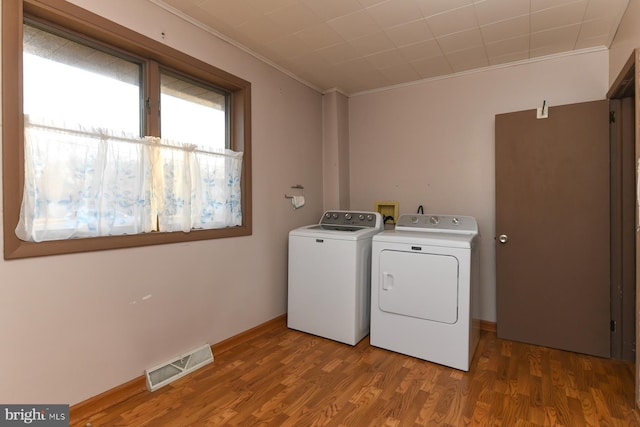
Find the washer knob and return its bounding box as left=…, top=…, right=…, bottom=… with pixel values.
left=429, top=216, right=439, bottom=225
left=452, top=217, right=460, bottom=225
left=345, top=213, right=352, bottom=220
left=324, top=213, right=331, bottom=219
left=366, top=214, right=374, bottom=221
left=358, top=214, right=365, bottom=220
left=332, top=213, right=339, bottom=219
left=411, top=216, right=419, bottom=224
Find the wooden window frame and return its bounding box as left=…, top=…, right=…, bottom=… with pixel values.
left=2, top=0, right=252, bottom=259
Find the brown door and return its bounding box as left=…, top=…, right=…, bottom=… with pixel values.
left=495, top=100, right=610, bottom=358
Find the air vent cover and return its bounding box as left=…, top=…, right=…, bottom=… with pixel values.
left=145, top=344, right=213, bottom=391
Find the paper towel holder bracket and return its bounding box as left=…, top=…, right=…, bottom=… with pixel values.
left=284, top=185, right=304, bottom=199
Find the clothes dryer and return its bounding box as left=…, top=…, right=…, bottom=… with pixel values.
left=370, top=214, right=480, bottom=371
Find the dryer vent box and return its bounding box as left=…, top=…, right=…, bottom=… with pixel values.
left=375, top=202, right=399, bottom=224
left=145, top=344, right=213, bottom=391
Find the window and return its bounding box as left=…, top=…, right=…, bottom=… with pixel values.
left=23, top=22, right=143, bottom=135
left=2, top=0, right=252, bottom=259
left=160, top=70, right=229, bottom=149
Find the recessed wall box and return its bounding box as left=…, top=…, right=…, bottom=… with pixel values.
left=375, top=202, right=399, bottom=224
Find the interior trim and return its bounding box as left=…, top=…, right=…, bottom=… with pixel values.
left=479, top=320, right=497, bottom=333
left=70, top=314, right=286, bottom=423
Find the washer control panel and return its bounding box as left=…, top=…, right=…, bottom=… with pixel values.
left=395, top=214, right=477, bottom=233
left=320, top=211, right=383, bottom=229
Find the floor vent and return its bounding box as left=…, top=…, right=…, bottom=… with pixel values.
left=145, top=344, right=214, bottom=391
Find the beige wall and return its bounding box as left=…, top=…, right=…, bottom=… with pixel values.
left=610, top=0, right=640, bottom=85
left=0, top=0, right=323, bottom=405
left=322, top=90, right=351, bottom=210
left=348, top=50, right=610, bottom=323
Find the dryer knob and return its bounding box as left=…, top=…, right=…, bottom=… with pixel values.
left=366, top=214, right=374, bottom=221
left=332, top=213, right=339, bottom=219
left=345, top=213, right=352, bottom=220
left=358, top=214, right=365, bottom=220
left=452, top=217, right=460, bottom=225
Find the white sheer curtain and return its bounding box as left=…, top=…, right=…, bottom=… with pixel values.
left=16, top=117, right=243, bottom=242
left=151, top=137, right=243, bottom=232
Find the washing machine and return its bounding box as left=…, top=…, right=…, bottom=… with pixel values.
left=370, top=214, right=480, bottom=371
left=288, top=210, right=383, bottom=345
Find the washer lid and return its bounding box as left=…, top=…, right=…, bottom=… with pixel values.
left=289, top=210, right=384, bottom=241
left=290, top=223, right=382, bottom=240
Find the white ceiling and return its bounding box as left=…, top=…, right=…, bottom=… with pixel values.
left=152, top=0, right=629, bottom=95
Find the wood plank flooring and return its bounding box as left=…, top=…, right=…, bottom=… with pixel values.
left=74, top=318, right=638, bottom=426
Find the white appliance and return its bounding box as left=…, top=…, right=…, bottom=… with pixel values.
left=288, top=210, right=383, bottom=345
left=370, top=214, right=480, bottom=371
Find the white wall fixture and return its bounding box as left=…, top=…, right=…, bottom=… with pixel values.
left=285, top=185, right=305, bottom=209
left=536, top=100, right=549, bottom=119
left=145, top=344, right=214, bottom=391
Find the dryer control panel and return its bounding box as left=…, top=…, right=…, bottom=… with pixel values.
left=395, top=214, right=477, bottom=234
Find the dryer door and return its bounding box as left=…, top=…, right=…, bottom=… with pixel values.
left=378, top=250, right=459, bottom=324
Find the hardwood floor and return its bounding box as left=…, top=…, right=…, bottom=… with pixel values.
left=73, top=318, right=638, bottom=426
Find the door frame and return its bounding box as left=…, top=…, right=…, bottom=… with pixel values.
left=609, top=97, right=636, bottom=361
left=607, top=48, right=640, bottom=409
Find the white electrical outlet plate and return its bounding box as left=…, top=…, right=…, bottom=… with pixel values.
left=536, top=107, right=549, bottom=119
